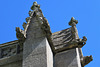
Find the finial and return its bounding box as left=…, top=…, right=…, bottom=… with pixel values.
left=31, top=1, right=40, bottom=10
left=33, top=1, right=38, bottom=6
left=69, top=17, right=78, bottom=26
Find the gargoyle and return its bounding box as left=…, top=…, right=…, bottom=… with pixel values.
left=81, top=55, right=93, bottom=67
left=65, top=36, right=87, bottom=49
left=77, top=36, right=87, bottom=48
left=16, top=27, right=26, bottom=45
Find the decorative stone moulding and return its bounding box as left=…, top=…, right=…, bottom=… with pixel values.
left=0, top=2, right=93, bottom=67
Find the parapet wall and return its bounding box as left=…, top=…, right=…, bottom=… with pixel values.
left=0, top=60, right=22, bottom=67
left=0, top=40, right=23, bottom=67
left=0, top=53, right=22, bottom=67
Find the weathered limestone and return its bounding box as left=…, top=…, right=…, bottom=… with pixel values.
left=23, top=37, right=53, bottom=67
left=22, top=2, right=53, bottom=67
left=16, top=27, right=26, bottom=46
left=81, top=55, right=93, bottom=67
left=54, top=17, right=86, bottom=67
left=0, top=40, right=23, bottom=67
left=69, top=17, right=87, bottom=48
left=0, top=2, right=93, bottom=67
left=0, top=61, right=22, bottom=67
left=54, top=48, right=81, bottom=67
left=0, top=53, right=22, bottom=67
left=0, top=48, right=2, bottom=58
left=69, top=17, right=78, bottom=40
left=0, top=40, right=22, bottom=59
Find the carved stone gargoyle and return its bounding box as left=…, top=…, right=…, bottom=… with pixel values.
left=66, top=36, right=87, bottom=49
left=77, top=36, right=87, bottom=48
left=81, top=55, right=93, bottom=67
left=16, top=27, right=26, bottom=45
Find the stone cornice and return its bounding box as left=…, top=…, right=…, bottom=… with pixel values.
left=0, top=40, right=18, bottom=47
left=0, top=53, right=22, bottom=66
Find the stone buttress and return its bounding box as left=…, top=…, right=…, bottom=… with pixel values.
left=0, top=2, right=93, bottom=67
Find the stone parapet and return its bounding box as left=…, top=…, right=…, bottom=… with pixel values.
left=0, top=53, right=22, bottom=66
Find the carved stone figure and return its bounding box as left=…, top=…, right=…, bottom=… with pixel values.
left=82, top=36, right=87, bottom=44
left=30, top=1, right=43, bottom=18
left=77, top=36, right=87, bottom=48
left=16, top=27, right=26, bottom=45
left=81, top=55, right=93, bottom=67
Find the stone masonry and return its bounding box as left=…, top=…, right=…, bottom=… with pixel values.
left=0, top=1, right=93, bottom=67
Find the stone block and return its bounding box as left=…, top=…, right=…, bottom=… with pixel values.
left=54, top=48, right=81, bottom=67
left=23, top=37, right=53, bottom=67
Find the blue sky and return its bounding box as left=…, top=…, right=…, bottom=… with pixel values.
left=0, top=0, right=99, bottom=67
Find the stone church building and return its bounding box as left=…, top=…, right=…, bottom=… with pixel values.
left=0, top=2, right=93, bottom=67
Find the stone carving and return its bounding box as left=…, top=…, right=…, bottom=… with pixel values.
left=25, top=17, right=30, bottom=22
left=0, top=2, right=93, bottom=67
left=68, top=17, right=87, bottom=48
left=81, top=55, right=93, bottom=67
left=77, top=36, right=87, bottom=47
left=63, top=36, right=87, bottom=49
left=42, top=17, right=52, bottom=36
left=69, top=17, right=78, bottom=26
left=30, top=2, right=51, bottom=36
left=28, top=11, right=34, bottom=16
left=16, top=27, right=26, bottom=45
left=69, top=17, right=79, bottom=40
left=82, top=36, right=87, bottom=44
left=28, top=11, right=32, bottom=16
left=51, top=17, right=88, bottom=53
left=41, top=17, right=55, bottom=53
left=31, top=1, right=40, bottom=11
left=22, top=22, right=27, bottom=30
left=31, top=2, right=43, bottom=18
